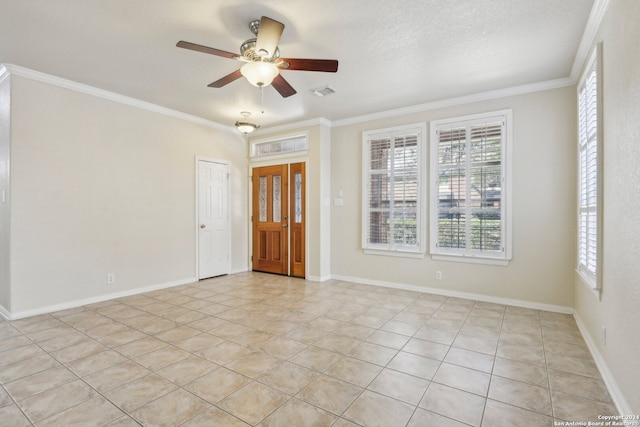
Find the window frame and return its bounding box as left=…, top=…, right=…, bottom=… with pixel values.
left=576, top=43, right=603, bottom=294
left=429, top=110, right=513, bottom=266
left=362, top=123, right=427, bottom=258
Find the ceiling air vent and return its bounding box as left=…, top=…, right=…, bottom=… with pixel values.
left=311, top=85, right=336, bottom=97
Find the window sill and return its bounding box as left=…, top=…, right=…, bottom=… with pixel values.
left=363, top=248, right=425, bottom=259
left=431, top=253, right=510, bottom=266
left=576, top=269, right=602, bottom=300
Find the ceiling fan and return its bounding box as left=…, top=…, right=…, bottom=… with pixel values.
left=177, top=16, right=339, bottom=98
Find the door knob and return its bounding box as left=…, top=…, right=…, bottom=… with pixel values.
left=200, top=224, right=206, bottom=229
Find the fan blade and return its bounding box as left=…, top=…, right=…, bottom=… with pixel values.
left=208, top=69, right=243, bottom=88
left=177, top=41, right=239, bottom=59
left=272, top=74, right=297, bottom=98
left=279, top=58, right=338, bottom=72
left=255, top=16, right=284, bottom=59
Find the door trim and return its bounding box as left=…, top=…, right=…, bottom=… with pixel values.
left=195, top=156, right=231, bottom=280
left=249, top=159, right=308, bottom=278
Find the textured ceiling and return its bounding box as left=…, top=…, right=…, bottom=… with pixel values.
left=0, top=0, right=595, bottom=129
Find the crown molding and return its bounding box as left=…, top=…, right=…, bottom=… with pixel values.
left=250, top=117, right=332, bottom=136
left=251, top=76, right=574, bottom=133
left=570, top=0, right=610, bottom=81
left=1, top=63, right=236, bottom=134
left=330, top=76, right=574, bottom=128
left=0, top=64, right=10, bottom=84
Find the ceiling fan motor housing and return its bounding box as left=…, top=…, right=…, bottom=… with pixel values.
left=240, top=38, right=280, bottom=62
left=249, top=19, right=261, bottom=36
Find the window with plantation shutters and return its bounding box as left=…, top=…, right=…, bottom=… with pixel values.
left=430, top=110, right=512, bottom=265
left=577, top=46, right=601, bottom=290
left=362, top=124, right=426, bottom=256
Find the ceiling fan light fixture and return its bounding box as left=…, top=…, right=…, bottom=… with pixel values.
left=240, top=61, right=279, bottom=87
left=235, top=112, right=260, bottom=134
left=235, top=121, right=260, bottom=134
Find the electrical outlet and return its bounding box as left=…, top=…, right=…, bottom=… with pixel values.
left=435, top=271, right=443, bottom=280
left=107, top=274, right=115, bottom=285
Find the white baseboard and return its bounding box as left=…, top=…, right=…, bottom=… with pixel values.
left=573, top=311, right=635, bottom=417
left=306, top=275, right=332, bottom=282
left=331, top=274, right=574, bottom=314
left=0, top=304, right=10, bottom=321
left=4, top=273, right=572, bottom=318
left=5, top=277, right=198, bottom=320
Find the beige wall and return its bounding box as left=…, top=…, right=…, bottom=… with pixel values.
left=5, top=75, right=249, bottom=316
left=0, top=73, right=10, bottom=313
left=330, top=87, right=577, bottom=309
left=574, top=0, right=640, bottom=413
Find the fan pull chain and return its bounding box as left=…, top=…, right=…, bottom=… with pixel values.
left=260, top=86, right=265, bottom=114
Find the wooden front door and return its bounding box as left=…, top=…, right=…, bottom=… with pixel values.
left=252, top=163, right=306, bottom=277
left=252, top=164, right=288, bottom=275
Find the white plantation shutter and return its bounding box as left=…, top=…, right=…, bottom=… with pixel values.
left=368, top=137, right=392, bottom=245
left=577, top=47, right=601, bottom=288
left=363, top=124, right=425, bottom=255
left=430, top=111, right=511, bottom=264
left=469, top=122, right=503, bottom=251
left=435, top=126, right=467, bottom=249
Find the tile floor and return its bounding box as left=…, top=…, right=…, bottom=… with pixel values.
left=0, top=272, right=619, bottom=426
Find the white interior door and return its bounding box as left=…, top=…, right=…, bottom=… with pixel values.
left=198, top=160, right=229, bottom=279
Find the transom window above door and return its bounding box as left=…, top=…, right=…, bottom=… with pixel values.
left=251, top=133, right=308, bottom=158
